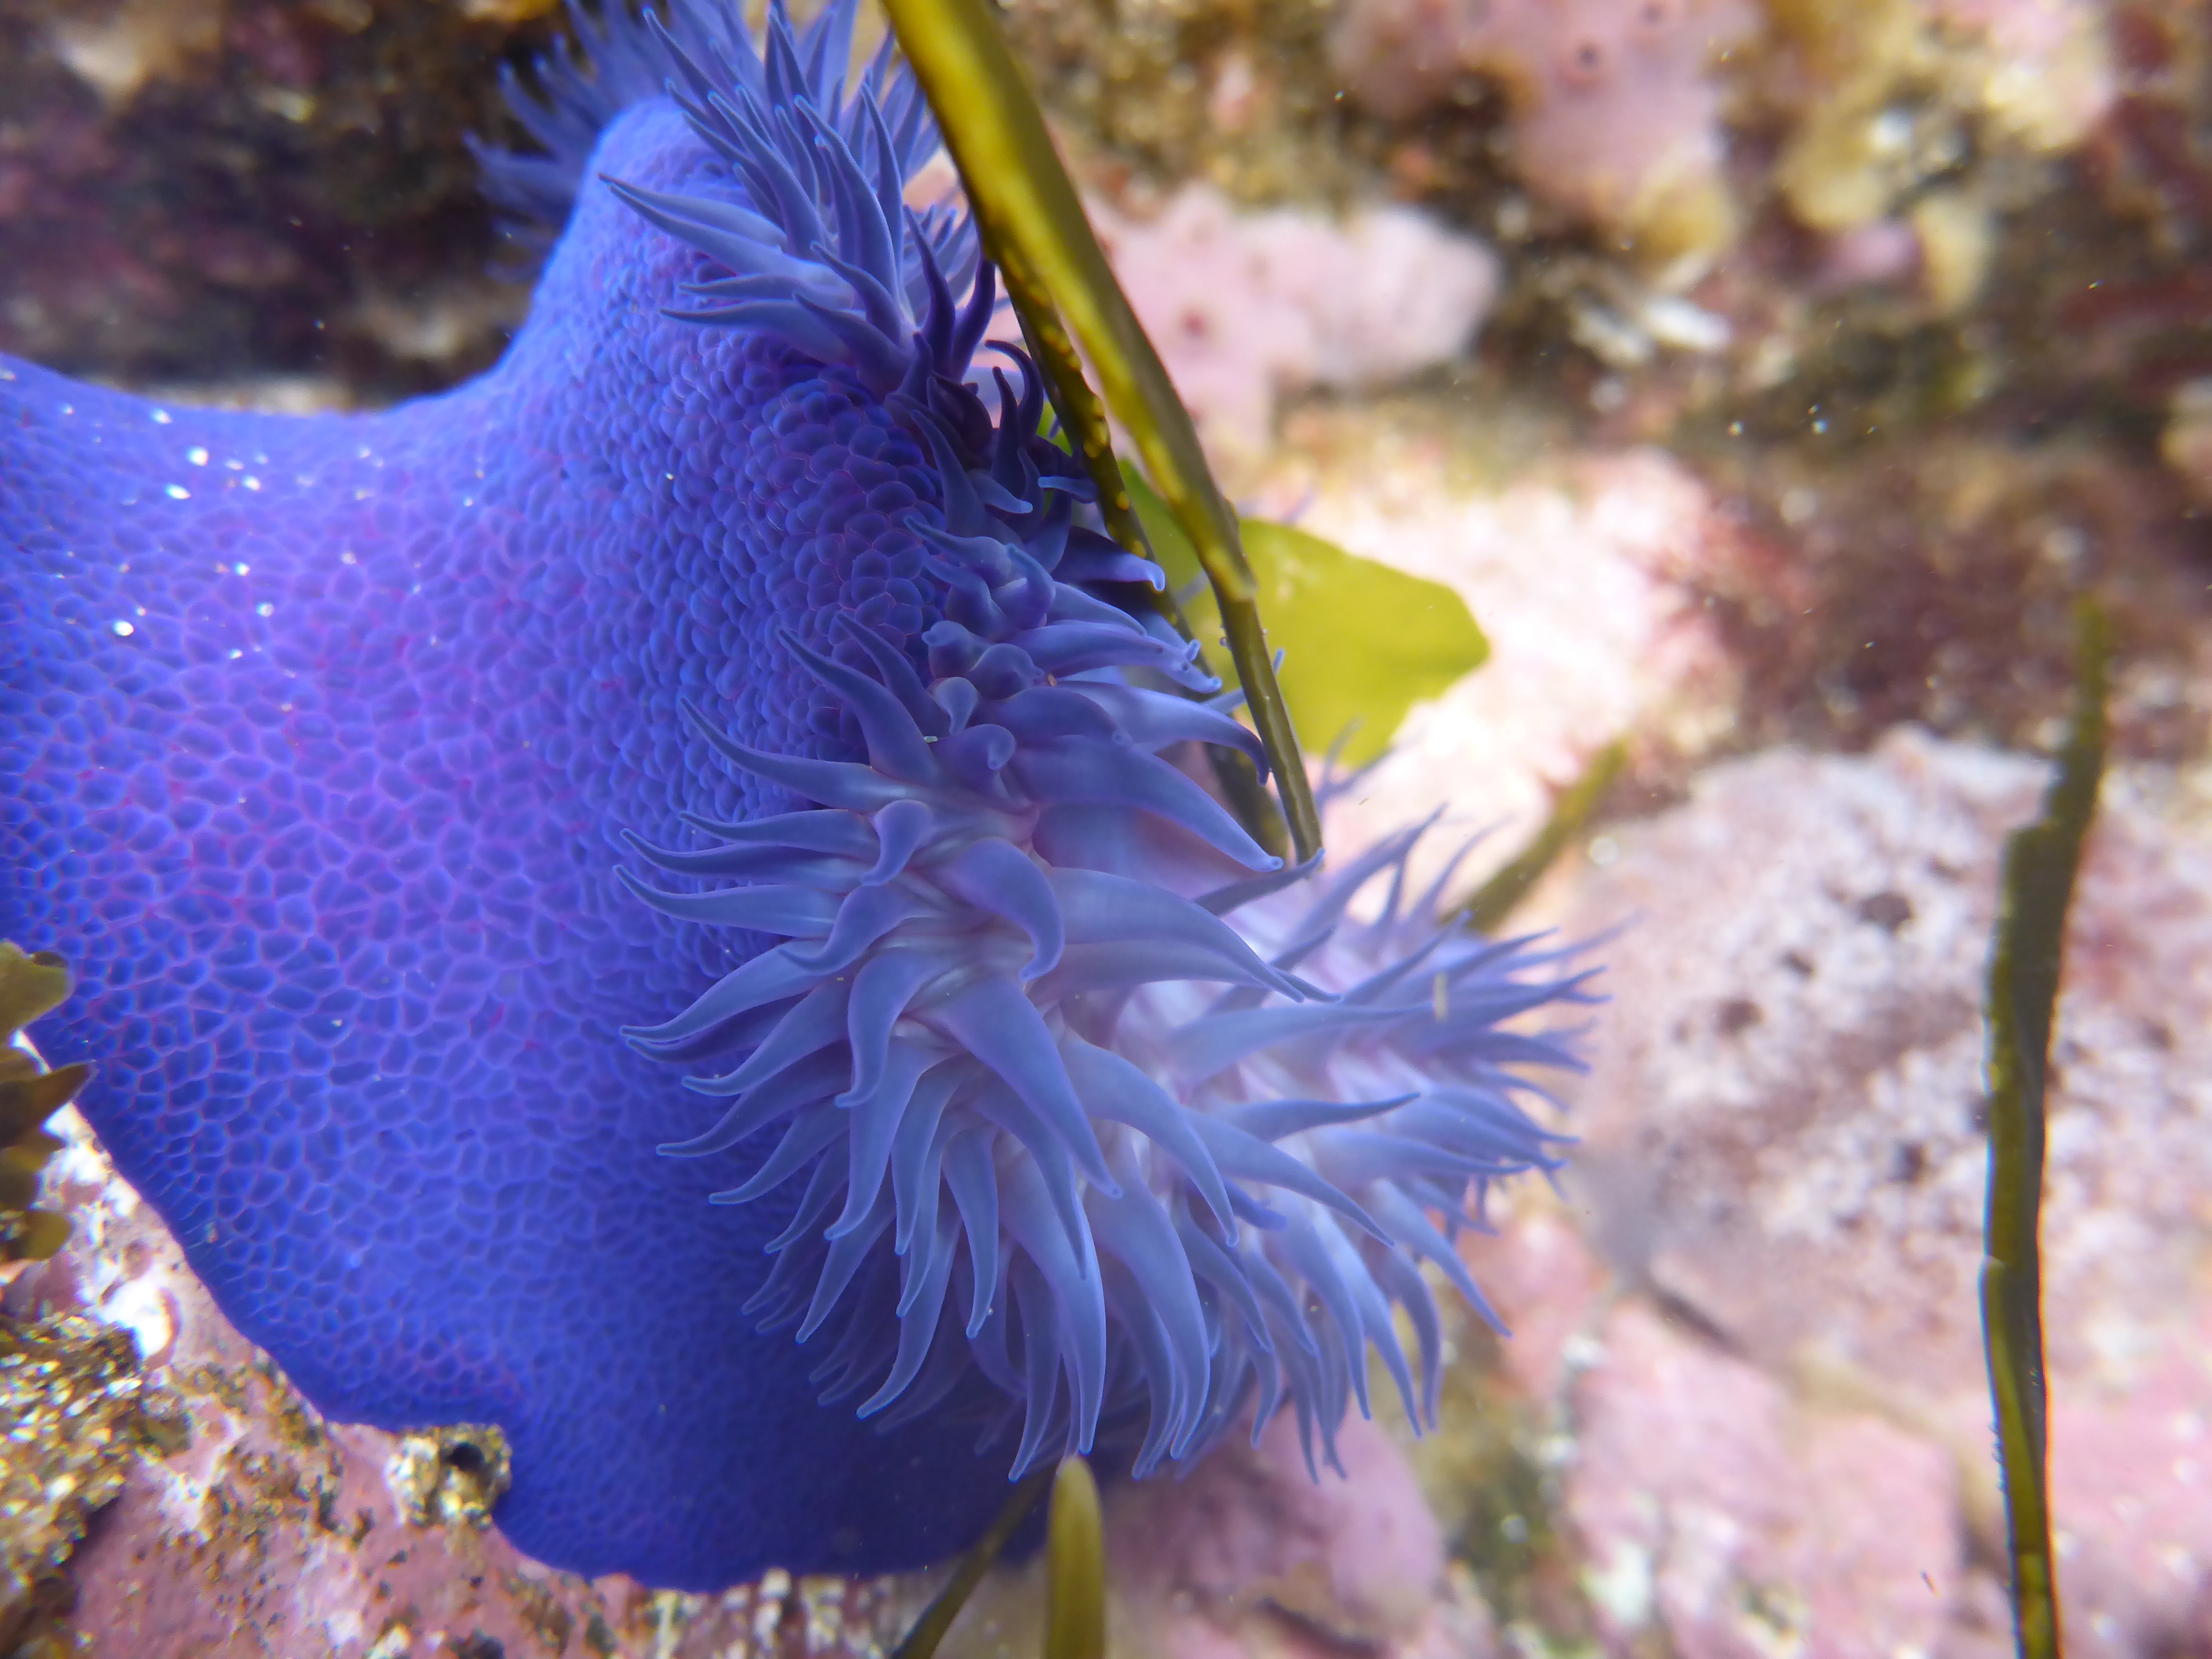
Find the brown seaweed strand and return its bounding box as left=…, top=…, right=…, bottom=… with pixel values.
left=1457, top=739, right=1628, bottom=934
left=889, top=1467, right=1056, bottom=1659
left=1981, top=597, right=2106, bottom=1659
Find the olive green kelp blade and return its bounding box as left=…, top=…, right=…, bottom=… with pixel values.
left=1128, top=472, right=1490, bottom=770
left=1042, top=1456, right=1106, bottom=1659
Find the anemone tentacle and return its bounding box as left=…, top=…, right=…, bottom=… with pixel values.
left=499, top=0, right=1604, bottom=1483
left=498, top=0, right=991, bottom=399
left=622, top=338, right=1595, bottom=1477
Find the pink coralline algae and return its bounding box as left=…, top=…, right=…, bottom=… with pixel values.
left=1093, top=184, right=1500, bottom=459
left=1329, top=0, right=1757, bottom=260
left=1544, top=729, right=2212, bottom=1655
left=1564, top=1300, right=1963, bottom=1659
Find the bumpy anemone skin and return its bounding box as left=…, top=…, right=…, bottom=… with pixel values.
left=0, top=104, right=1022, bottom=1587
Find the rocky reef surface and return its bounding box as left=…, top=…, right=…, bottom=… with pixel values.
left=5, top=0, right=2212, bottom=1654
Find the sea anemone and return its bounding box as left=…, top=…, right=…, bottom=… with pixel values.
left=553, top=0, right=1595, bottom=1480
left=0, top=0, right=1596, bottom=1586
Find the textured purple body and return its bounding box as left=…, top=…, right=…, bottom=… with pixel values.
left=2, top=102, right=1024, bottom=1582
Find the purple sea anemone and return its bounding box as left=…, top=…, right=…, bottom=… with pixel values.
left=1, top=0, right=1595, bottom=1587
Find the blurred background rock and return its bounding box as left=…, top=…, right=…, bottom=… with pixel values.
left=0, top=0, right=563, bottom=399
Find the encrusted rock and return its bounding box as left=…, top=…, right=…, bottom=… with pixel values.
left=0, top=0, right=553, bottom=391
left=3, top=1110, right=926, bottom=1658
left=1544, top=727, right=2212, bottom=1653
left=0, top=941, right=87, bottom=1272
left=389, top=1424, right=512, bottom=1532
left=0, top=1310, right=177, bottom=1655
left=1563, top=1301, right=1961, bottom=1659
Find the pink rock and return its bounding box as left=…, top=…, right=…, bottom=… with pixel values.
left=1104, top=1410, right=1456, bottom=1658
left=1552, top=732, right=2212, bottom=1395
left=1565, top=1302, right=1960, bottom=1659
left=1542, top=729, right=2212, bottom=1648
left=1330, top=0, right=1755, bottom=247
left=1092, top=185, right=1498, bottom=460
left=2047, top=1298, right=2212, bottom=1658
left=1266, top=446, right=1737, bottom=908
left=1460, top=1208, right=1612, bottom=1402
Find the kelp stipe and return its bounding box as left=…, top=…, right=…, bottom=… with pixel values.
left=1981, top=599, right=2107, bottom=1659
